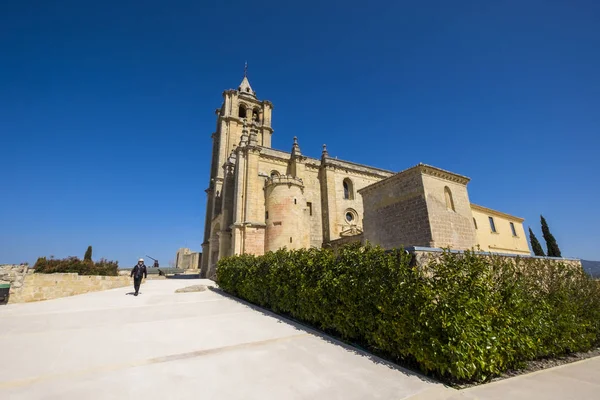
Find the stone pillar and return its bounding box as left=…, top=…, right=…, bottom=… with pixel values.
left=320, top=163, right=338, bottom=242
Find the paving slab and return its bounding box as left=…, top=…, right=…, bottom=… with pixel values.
left=462, top=356, right=600, bottom=400
left=0, top=279, right=448, bottom=400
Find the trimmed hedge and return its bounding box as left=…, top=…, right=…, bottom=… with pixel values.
left=34, top=256, right=119, bottom=276
left=216, top=243, right=600, bottom=382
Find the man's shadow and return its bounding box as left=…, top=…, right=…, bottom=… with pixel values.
left=125, top=292, right=142, bottom=295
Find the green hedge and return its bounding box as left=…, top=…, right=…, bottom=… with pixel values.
left=34, top=256, right=119, bottom=276
left=216, top=243, right=600, bottom=382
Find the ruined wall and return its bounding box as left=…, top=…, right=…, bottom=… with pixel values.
left=0, top=264, right=29, bottom=300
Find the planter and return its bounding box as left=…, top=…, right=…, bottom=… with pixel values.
left=0, top=283, right=10, bottom=305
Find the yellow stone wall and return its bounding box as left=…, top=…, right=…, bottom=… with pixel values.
left=421, top=173, right=477, bottom=250
left=265, top=177, right=310, bottom=251
left=471, top=204, right=530, bottom=255
left=8, top=273, right=131, bottom=303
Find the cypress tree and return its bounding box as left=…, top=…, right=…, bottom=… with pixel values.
left=84, top=245, right=93, bottom=262
left=541, top=215, right=562, bottom=257
left=528, top=227, right=545, bottom=256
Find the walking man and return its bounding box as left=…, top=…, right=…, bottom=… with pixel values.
left=130, top=258, right=148, bottom=296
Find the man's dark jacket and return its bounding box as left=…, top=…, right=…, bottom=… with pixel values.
left=131, top=264, right=148, bottom=279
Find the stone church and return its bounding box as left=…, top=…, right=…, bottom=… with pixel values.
left=200, top=72, right=529, bottom=278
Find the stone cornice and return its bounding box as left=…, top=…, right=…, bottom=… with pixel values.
left=231, top=222, right=267, bottom=228
left=358, top=163, right=469, bottom=195
left=321, top=157, right=394, bottom=179
left=418, top=164, right=470, bottom=185
left=259, top=153, right=289, bottom=165
left=471, top=204, right=525, bottom=223
left=265, top=175, right=304, bottom=189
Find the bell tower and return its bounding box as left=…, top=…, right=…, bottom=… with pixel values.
left=200, top=66, right=274, bottom=276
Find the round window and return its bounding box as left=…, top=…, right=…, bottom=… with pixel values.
left=345, top=212, right=354, bottom=222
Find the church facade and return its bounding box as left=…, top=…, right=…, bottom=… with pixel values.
left=200, top=73, right=529, bottom=278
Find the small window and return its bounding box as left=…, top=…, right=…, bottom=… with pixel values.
left=294, top=199, right=297, bottom=204
left=489, top=216, right=497, bottom=233
left=270, top=171, right=279, bottom=179
left=473, top=218, right=478, bottom=230
left=290, top=237, right=292, bottom=243
left=444, top=186, right=455, bottom=211
left=510, top=222, right=517, bottom=237
left=238, top=105, right=247, bottom=119
left=346, top=212, right=354, bottom=222
left=343, top=178, right=354, bottom=200
left=265, top=211, right=269, bottom=220
left=307, top=202, right=312, bottom=216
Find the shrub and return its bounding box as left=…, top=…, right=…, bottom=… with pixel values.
left=216, top=243, right=600, bottom=382
left=84, top=245, right=93, bottom=261
left=34, top=256, right=119, bottom=276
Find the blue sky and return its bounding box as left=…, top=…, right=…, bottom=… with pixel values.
left=1, top=0, right=599, bottom=265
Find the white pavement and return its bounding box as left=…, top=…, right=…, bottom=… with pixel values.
left=0, top=279, right=449, bottom=400
left=1, top=279, right=598, bottom=400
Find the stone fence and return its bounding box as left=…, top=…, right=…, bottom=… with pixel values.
left=405, top=246, right=583, bottom=269
left=0, top=264, right=131, bottom=304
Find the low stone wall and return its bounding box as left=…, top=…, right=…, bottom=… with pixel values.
left=0, top=264, right=132, bottom=304
left=406, top=246, right=583, bottom=270
left=0, top=264, right=30, bottom=299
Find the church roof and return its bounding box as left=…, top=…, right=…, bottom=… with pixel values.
left=238, top=63, right=256, bottom=97
left=238, top=76, right=254, bottom=95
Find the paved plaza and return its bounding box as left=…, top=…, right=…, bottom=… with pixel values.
left=1, top=279, right=598, bottom=399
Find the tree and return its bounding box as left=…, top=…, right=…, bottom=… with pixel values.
left=541, top=215, right=562, bottom=257
left=84, top=246, right=93, bottom=262
left=528, top=227, right=545, bottom=256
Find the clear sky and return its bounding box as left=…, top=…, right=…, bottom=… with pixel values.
left=1, top=0, right=599, bottom=266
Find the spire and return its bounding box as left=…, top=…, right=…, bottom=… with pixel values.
left=291, top=136, right=302, bottom=157
left=238, top=62, right=255, bottom=97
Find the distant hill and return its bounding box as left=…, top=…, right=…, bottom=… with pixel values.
left=581, top=260, right=600, bottom=278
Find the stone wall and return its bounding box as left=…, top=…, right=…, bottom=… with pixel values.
left=359, top=167, right=433, bottom=249
left=0, top=264, right=30, bottom=299
left=421, top=171, right=477, bottom=250
left=175, top=248, right=202, bottom=270
left=407, top=246, right=582, bottom=270
left=1, top=267, right=131, bottom=304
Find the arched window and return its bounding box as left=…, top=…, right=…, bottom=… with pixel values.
left=238, top=105, right=247, bottom=119
left=343, top=178, right=354, bottom=200
left=444, top=186, right=455, bottom=211
left=270, top=170, right=280, bottom=179
left=252, top=108, right=260, bottom=122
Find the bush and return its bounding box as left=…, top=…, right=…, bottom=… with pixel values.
left=34, top=256, right=119, bottom=276
left=216, top=243, right=600, bottom=382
